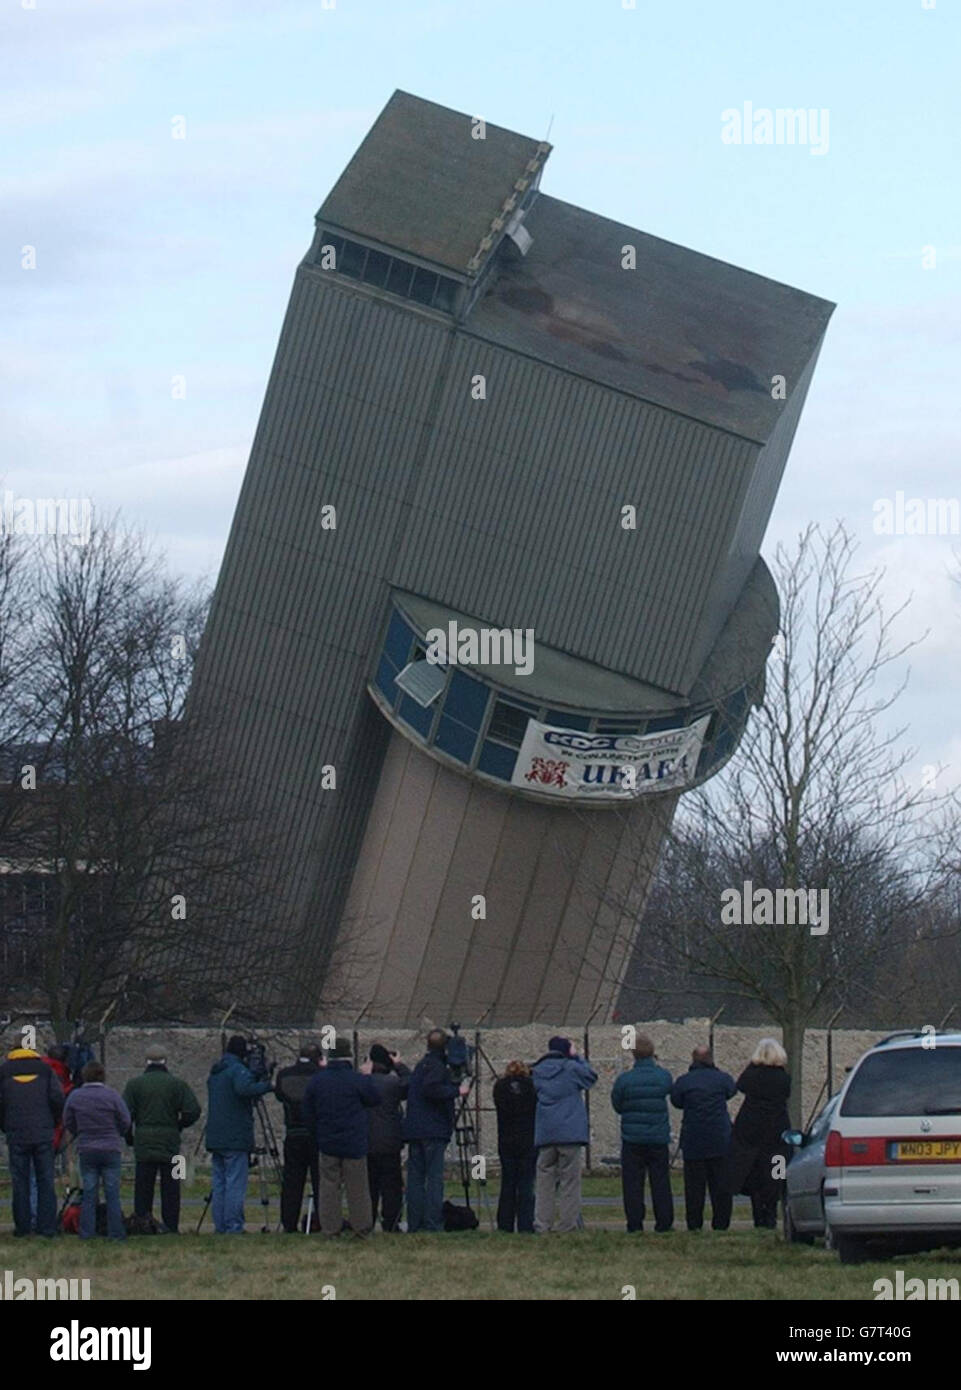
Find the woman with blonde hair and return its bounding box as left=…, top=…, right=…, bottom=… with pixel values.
left=493, top=1060, right=536, bottom=1233
left=726, top=1037, right=791, bottom=1229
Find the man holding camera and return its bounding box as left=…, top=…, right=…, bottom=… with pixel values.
left=403, top=1029, right=470, bottom=1233
left=302, top=1038, right=380, bottom=1238
left=204, top=1035, right=272, bottom=1234
left=274, top=1041, right=322, bottom=1233
left=361, top=1044, right=410, bottom=1233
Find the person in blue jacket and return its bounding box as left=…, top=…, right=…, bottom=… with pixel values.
left=670, top=1045, right=736, bottom=1231
left=302, top=1037, right=380, bottom=1237
left=531, top=1036, right=597, bottom=1233
left=204, top=1036, right=272, bottom=1234
left=611, top=1034, right=674, bottom=1232
left=403, top=1030, right=469, bottom=1232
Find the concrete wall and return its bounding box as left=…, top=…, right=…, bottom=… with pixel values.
left=26, top=1018, right=886, bottom=1167
left=324, top=732, right=674, bottom=1025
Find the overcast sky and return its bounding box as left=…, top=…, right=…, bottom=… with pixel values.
left=4, top=0, right=959, bottom=787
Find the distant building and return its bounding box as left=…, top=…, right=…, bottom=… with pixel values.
left=190, top=91, right=833, bottom=1024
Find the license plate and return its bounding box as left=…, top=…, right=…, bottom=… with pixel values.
left=892, top=1139, right=961, bottom=1161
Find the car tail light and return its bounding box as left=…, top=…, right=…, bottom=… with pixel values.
left=825, top=1129, right=842, bottom=1167
left=824, top=1130, right=887, bottom=1167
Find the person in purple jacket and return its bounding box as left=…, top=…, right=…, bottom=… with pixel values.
left=63, top=1061, right=131, bottom=1240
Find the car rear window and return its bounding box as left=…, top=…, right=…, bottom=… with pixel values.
left=841, top=1047, right=961, bottom=1117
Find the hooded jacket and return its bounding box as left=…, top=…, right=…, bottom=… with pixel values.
left=0, top=1049, right=64, bottom=1145
left=123, top=1064, right=201, bottom=1162
left=302, top=1059, right=380, bottom=1159
left=611, top=1056, right=673, bottom=1146
left=204, top=1052, right=272, bottom=1152
left=670, top=1061, right=736, bottom=1160
left=531, top=1052, right=597, bottom=1148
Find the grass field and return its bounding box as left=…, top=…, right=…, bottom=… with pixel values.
left=4, top=1226, right=961, bottom=1301
left=3, top=1171, right=961, bottom=1300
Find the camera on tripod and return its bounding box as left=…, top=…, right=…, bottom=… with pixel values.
left=446, top=1023, right=473, bottom=1084
left=243, top=1035, right=274, bottom=1082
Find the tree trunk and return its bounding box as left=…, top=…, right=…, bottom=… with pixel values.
left=781, top=1011, right=806, bottom=1128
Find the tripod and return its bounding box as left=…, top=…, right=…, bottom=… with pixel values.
left=196, top=1096, right=284, bottom=1233
left=250, top=1095, right=284, bottom=1232
left=451, top=1073, right=494, bottom=1228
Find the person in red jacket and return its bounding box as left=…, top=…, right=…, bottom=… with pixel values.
left=43, top=1045, right=74, bottom=1155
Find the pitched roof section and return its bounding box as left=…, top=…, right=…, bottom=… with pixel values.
left=317, top=90, right=550, bottom=278
left=467, top=195, right=835, bottom=444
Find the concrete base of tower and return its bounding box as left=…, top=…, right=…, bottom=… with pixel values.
left=317, top=728, right=677, bottom=1027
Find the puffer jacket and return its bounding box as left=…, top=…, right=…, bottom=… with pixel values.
left=611, top=1056, right=673, bottom=1146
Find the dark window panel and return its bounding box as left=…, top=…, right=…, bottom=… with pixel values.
left=478, top=739, right=518, bottom=781
left=433, top=277, right=458, bottom=313
left=397, top=694, right=434, bottom=739
left=387, top=259, right=414, bottom=297
left=409, top=267, right=438, bottom=306
left=434, top=716, right=477, bottom=764
left=363, top=248, right=391, bottom=289
left=339, top=239, right=366, bottom=279
left=443, top=671, right=489, bottom=730
left=487, top=701, right=531, bottom=747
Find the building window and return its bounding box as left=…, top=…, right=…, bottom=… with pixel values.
left=339, top=239, right=366, bottom=279
left=316, top=230, right=458, bottom=314
left=362, top=248, right=391, bottom=289
left=487, top=700, right=531, bottom=748
left=410, top=267, right=438, bottom=306
left=395, top=655, right=447, bottom=708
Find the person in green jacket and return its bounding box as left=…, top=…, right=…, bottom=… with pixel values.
left=123, top=1044, right=201, bottom=1233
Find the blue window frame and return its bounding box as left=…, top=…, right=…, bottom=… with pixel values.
left=434, top=716, right=477, bottom=764
left=478, top=740, right=518, bottom=781
left=443, top=671, right=489, bottom=730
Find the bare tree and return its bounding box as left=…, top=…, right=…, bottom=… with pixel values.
left=0, top=522, right=290, bottom=1036
left=596, top=523, right=959, bottom=1121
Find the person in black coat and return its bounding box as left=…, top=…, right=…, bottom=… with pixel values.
left=274, top=1041, right=322, bottom=1232
left=670, top=1045, right=736, bottom=1231
left=493, top=1061, right=536, bottom=1233
left=726, top=1038, right=791, bottom=1228
left=363, top=1044, right=410, bottom=1233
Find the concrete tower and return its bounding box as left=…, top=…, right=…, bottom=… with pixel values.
left=190, top=91, right=833, bottom=1024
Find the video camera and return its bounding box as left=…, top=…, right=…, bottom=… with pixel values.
left=446, top=1023, right=474, bottom=1084
left=243, top=1036, right=274, bottom=1082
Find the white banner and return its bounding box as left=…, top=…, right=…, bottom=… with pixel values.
left=509, top=716, right=710, bottom=800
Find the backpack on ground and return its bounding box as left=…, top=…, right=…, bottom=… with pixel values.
left=443, top=1200, right=479, bottom=1231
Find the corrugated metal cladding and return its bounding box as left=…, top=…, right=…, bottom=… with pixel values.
left=189, top=255, right=811, bottom=1012
left=324, top=730, right=677, bottom=1025
left=389, top=330, right=759, bottom=694
left=189, top=272, right=458, bottom=1008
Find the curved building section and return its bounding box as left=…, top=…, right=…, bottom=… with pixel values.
left=189, top=90, right=833, bottom=1022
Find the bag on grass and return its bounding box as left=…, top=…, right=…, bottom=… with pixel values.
left=443, top=1200, right=479, bottom=1232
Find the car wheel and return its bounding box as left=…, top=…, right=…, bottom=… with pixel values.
left=783, top=1201, right=815, bottom=1245
left=835, top=1233, right=869, bottom=1265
